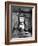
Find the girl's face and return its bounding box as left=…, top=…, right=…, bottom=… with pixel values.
left=19, top=17, right=24, bottom=22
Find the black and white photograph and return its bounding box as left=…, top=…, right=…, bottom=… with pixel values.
left=11, top=6, right=32, bottom=38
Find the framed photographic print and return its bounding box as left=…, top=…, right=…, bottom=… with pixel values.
left=5, top=1, right=37, bottom=45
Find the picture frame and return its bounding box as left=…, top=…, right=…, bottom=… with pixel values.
left=5, top=1, right=37, bottom=45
